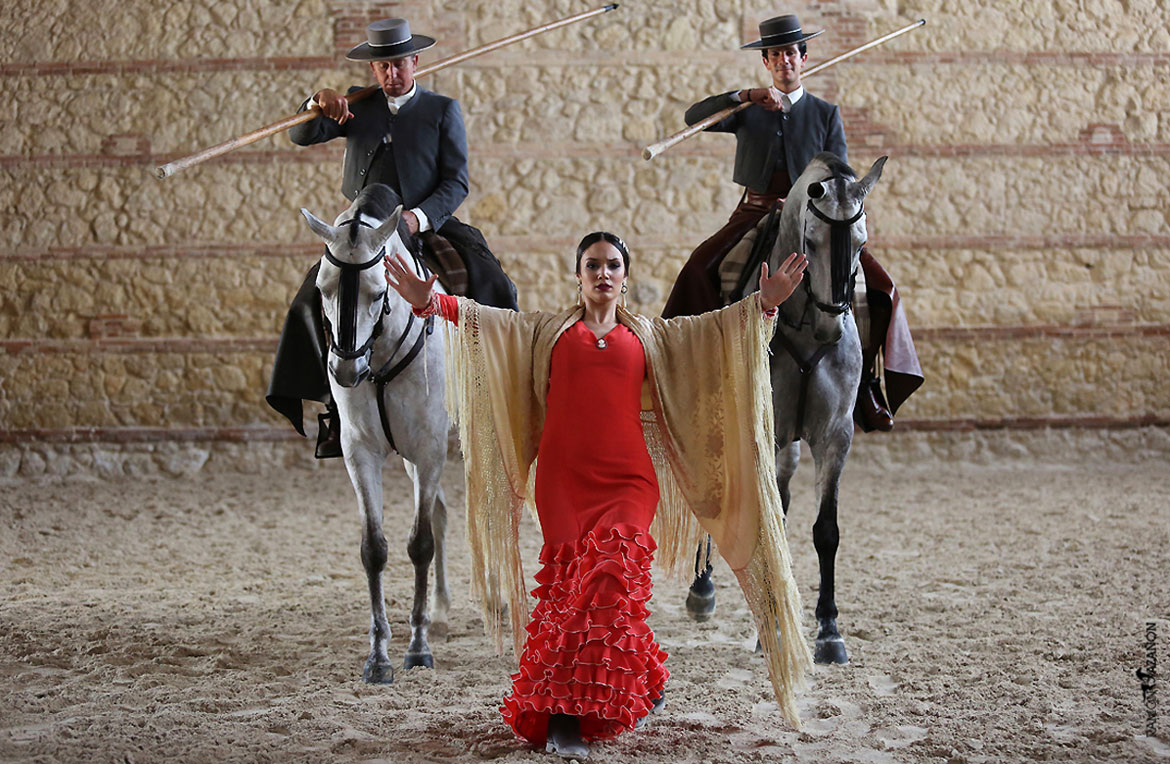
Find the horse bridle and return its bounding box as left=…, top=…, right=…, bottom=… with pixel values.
left=319, top=216, right=435, bottom=452
left=773, top=180, right=865, bottom=440
left=321, top=218, right=392, bottom=362
left=802, top=185, right=864, bottom=317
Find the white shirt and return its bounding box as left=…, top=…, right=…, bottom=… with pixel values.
left=382, top=83, right=431, bottom=234
left=385, top=83, right=417, bottom=116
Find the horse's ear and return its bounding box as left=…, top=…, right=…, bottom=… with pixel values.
left=855, top=156, right=888, bottom=199
left=807, top=181, right=826, bottom=199
left=373, top=204, right=403, bottom=245
left=300, top=208, right=337, bottom=241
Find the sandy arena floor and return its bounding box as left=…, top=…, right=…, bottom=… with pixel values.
left=1, top=450, right=1168, bottom=763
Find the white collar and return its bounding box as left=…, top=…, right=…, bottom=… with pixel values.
left=780, top=86, right=804, bottom=111
left=386, top=83, right=417, bottom=115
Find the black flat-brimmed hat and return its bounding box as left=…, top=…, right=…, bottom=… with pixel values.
left=741, top=14, right=823, bottom=50
left=346, top=18, right=436, bottom=62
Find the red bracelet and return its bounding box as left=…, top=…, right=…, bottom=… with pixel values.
left=412, top=291, right=440, bottom=318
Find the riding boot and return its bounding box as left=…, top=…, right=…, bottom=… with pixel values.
left=315, top=400, right=344, bottom=459
left=854, top=350, right=893, bottom=433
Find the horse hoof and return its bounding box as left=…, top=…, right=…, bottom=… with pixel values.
left=685, top=588, right=716, bottom=621
left=814, top=637, right=849, bottom=665
left=429, top=619, right=449, bottom=641
left=404, top=651, right=434, bottom=670
left=362, top=660, right=395, bottom=684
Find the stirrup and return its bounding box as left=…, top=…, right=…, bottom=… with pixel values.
left=314, top=411, right=343, bottom=459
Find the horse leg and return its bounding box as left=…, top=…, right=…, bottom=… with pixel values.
left=810, top=437, right=851, bottom=665
left=402, top=459, right=439, bottom=669
left=429, top=486, right=450, bottom=639
left=776, top=439, right=800, bottom=517
left=346, top=451, right=396, bottom=684
left=685, top=536, right=716, bottom=620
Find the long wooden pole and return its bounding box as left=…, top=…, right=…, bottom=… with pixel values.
left=156, top=4, right=620, bottom=179
left=642, top=19, right=925, bottom=161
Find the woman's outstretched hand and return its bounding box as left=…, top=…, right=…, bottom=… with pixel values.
left=759, top=252, right=808, bottom=312
left=385, top=252, right=438, bottom=310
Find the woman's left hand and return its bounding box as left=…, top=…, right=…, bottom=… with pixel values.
left=384, top=252, right=437, bottom=310
left=759, top=252, right=808, bottom=312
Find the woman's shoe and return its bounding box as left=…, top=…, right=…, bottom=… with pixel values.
left=546, top=713, right=589, bottom=759
left=635, top=690, right=666, bottom=729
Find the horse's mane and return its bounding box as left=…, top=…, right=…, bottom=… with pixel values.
left=809, top=152, right=857, bottom=182
left=352, top=183, right=404, bottom=223
left=342, top=184, right=422, bottom=261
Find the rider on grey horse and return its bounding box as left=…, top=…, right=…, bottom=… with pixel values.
left=663, top=13, right=924, bottom=633
left=266, top=18, right=518, bottom=454
left=660, top=13, right=922, bottom=430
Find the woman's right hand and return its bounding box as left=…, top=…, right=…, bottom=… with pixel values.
left=385, top=253, right=438, bottom=310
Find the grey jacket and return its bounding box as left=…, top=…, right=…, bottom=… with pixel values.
left=685, top=90, right=848, bottom=193
left=289, top=86, right=469, bottom=232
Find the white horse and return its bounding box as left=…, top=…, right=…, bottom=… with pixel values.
left=300, top=183, right=449, bottom=683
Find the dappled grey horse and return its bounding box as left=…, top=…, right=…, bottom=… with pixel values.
left=687, top=153, right=887, bottom=664
left=300, top=183, right=450, bottom=683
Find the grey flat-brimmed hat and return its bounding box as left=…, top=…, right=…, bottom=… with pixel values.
left=741, top=14, right=823, bottom=50
left=346, top=18, right=436, bottom=61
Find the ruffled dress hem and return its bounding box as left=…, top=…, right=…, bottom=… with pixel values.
left=500, top=522, right=669, bottom=745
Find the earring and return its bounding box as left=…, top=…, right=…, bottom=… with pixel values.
left=620, top=281, right=628, bottom=308
left=576, top=282, right=583, bottom=306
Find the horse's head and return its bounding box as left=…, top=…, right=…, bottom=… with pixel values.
left=300, top=184, right=406, bottom=388
left=776, top=153, right=887, bottom=344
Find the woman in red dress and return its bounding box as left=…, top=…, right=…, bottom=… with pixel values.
left=386, top=233, right=807, bottom=758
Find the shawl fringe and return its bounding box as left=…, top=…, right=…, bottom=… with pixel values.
left=443, top=301, right=529, bottom=656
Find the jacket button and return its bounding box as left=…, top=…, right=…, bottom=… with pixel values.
left=359, top=169, right=366, bottom=175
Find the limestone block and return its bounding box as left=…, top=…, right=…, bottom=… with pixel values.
left=0, top=348, right=286, bottom=429
left=865, top=154, right=1170, bottom=239
left=863, top=2, right=1170, bottom=54
left=457, top=0, right=740, bottom=51
left=841, top=63, right=1170, bottom=145
left=9, top=151, right=1160, bottom=258
left=885, top=247, right=1170, bottom=328
left=0, top=67, right=363, bottom=155
left=900, top=333, right=1170, bottom=421
left=4, top=0, right=330, bottom=62
left=453, top=60, right=759, bottom=147
left=1, top=162, right=349, bottom=250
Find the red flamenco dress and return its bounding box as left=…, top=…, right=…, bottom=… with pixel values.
left=499, top=318, right=669, bottom=745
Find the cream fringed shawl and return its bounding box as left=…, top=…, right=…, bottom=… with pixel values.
left=444, top=292, right=813, bottom=728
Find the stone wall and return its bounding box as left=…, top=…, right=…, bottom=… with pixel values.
left=2, top=0, right=1168, bottom=472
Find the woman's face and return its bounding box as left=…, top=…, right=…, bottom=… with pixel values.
left=577, top=241, right=627, bottom=307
